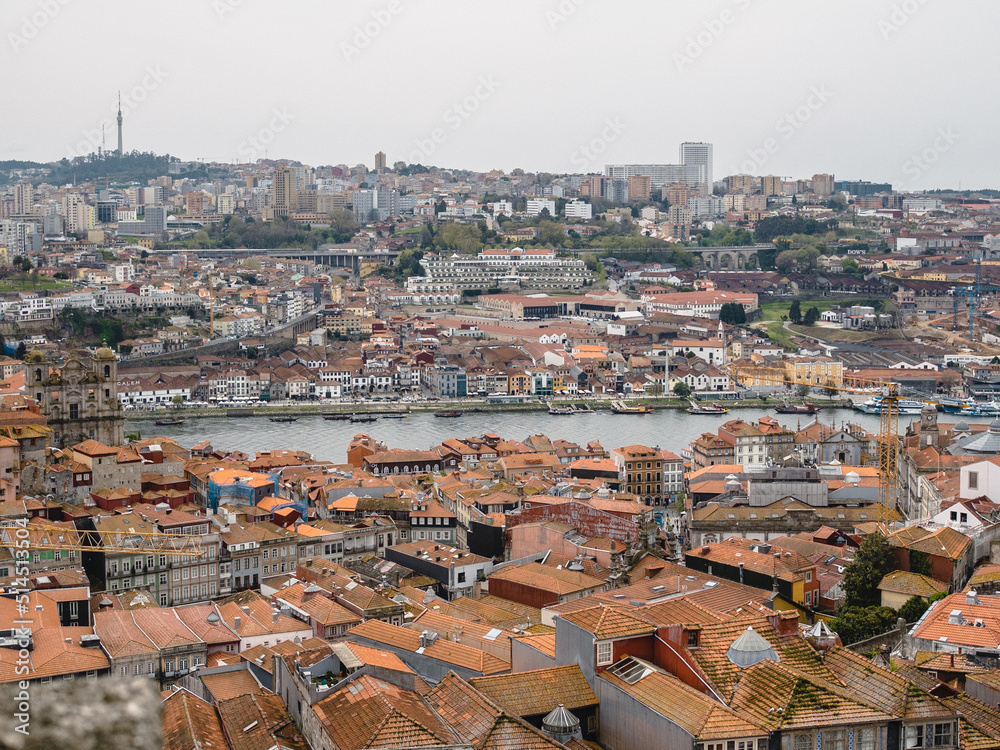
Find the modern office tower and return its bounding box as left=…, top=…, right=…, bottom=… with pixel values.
left=375, top=151, right=387, bottom=171
left=271, top=164, right=298, bottom=217
left=679, top=141, right=713, bottom=195
left=761, top=175, right=783, bottom=196
left=141, top=186, right=163, bottom=205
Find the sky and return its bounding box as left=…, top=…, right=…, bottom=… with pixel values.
left=3, top=0, right=996, bottom=190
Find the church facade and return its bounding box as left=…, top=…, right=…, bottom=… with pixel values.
left=26, top=347, right=124, bottom=449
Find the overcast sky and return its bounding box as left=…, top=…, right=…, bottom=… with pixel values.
left=4, top=0, right=995, bottom=189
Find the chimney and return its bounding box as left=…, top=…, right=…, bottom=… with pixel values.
left=234, top=615, right=241, bottom=630
left=738, top=562, right=744, bottom=584
left=948, top=610, right=964, bottom=625
left=966, top=590, right=981, bottom=606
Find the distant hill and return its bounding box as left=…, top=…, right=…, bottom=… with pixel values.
left=0, top=151, right=209, bottom=186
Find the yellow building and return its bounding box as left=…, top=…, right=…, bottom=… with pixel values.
left=785, top=356, right=843, bottom=387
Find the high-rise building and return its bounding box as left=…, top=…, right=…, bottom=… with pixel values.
left=216, top=194, right=236, bottom=215
left=13, top=182, right=33, bottom=215
left=375, top=188, right=399, bottom=220
left=811, top=174, right=835, bottom=197
left=602, top=178, right=630, bottom=204
left=271, top=164, right=298, bottom=217
left=117, top=205, right=168, bottom=236
left=761, top=175, right=783, bottom=197
left=352, top=189, right=375, bottom=221
left=725, top=174, right=754, bottom=194
left=679, top=142, right=713, bottom=195
left=665, top=184, right=689, bottom=208
left=627, top=175, right=651, bottom=202
left=375, top=151, right=386, bottom=171
left=606, top=142, right=713, bottom=195
left=63, top=194, right=94, bottom=233
left=0, top=220, right=41, bottom=255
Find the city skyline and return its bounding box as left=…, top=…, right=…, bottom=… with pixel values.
left=3, top=0, right=998, bottom=189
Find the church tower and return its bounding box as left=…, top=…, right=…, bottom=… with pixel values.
left=28, top=347, right=124, bottom=449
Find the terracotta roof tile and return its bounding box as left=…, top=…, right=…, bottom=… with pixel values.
left=470, top=665, right=597, bottom=718
left=161, top=689, right=228, bottom=750
left=559, top=604, right=655, bottom=639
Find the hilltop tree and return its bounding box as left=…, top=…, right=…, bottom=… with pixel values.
left=803, top=306, right=821, bottom=326
left=789, top=300, right=802, bottom=324
left=842, top=533, right=895, bottom=609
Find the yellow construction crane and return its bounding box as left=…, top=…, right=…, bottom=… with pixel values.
left=0, top=525, right=206, bottom=557
left=730, top=365, right=903, bottom=520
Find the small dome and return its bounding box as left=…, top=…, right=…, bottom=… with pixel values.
left=955, top=421, right=970, bottom=432
left=844, top=471, right=861, bottom=485
left=206, top=612, right=220, bottom=624
left=991, top=419, right=1000, bottom=433
left=94, top=345, right=116, bottom=360
left=726, top=626, right=780, bottom=667
left=24, top=349, right=45, bottom=364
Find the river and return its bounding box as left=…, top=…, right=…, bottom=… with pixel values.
left=126, top=407, right=1000, bottom=463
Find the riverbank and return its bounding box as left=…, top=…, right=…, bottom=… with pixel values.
left=125, top=396, right=852, bottom=420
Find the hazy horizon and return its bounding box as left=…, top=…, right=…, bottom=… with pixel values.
left=4, top=0, right=997, bottom=190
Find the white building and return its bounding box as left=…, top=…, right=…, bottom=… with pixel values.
left=565, top=200, right=593, bottom=220
left=526, top=198, right=556, bottom=217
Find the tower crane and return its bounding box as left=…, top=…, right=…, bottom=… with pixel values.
left=731, top=365, right=906, bottom=522
left=0, top=525, right=206, bottom=557
left=951, top=258, right=1000, bottom=339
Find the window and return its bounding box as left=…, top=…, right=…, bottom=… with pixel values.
left=934, top=724, right=953, bottom=747
left=858, top=728, right=877, bottom=750
left=793, top=735, right=811, bottom=750
left=596, top=641, right=613, bottom=666
left=458, top=572, right=466, bottom=583
left=804, top=571, right=812, bottom=583
left=825, top=730, right=845, bottom=750
left=969, top=471, right=979, bottom=490
left=906, top=725, right=925, bottom=748
left=737, top=742, right=754, bottom=750
left=960, top=513, right=968, bottom=524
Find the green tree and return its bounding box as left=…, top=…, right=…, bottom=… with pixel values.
left=433, top=223, right=484, bottom=254
left=719, top=302, right=746, bottom=326
left=897, top=596, right=929, bottom=624
left=841, top=258, right=861, bottom=275
left=171, top=395, right=185, bottom=408
left=789, top=300, right=802, bottom=325
left=673, top=382, right=692, bottom=398
left=842, top=533, right=895, bottom=608
left=908, top=549, right=932, bottom=576
left=538, top=220, right=566, bottom=247
left=803, top=306, right=821, bottom=326
left=15, top=342, right=26, bottom=361
left=828, top=606, right=898, bottom=646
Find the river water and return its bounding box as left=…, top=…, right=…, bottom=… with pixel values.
left=126, top=408, right=1000, bottom=463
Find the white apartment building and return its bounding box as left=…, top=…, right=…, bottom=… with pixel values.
left=565, top=200, right=593, bottom=220
left=526, top=198, right=556, bottom=217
